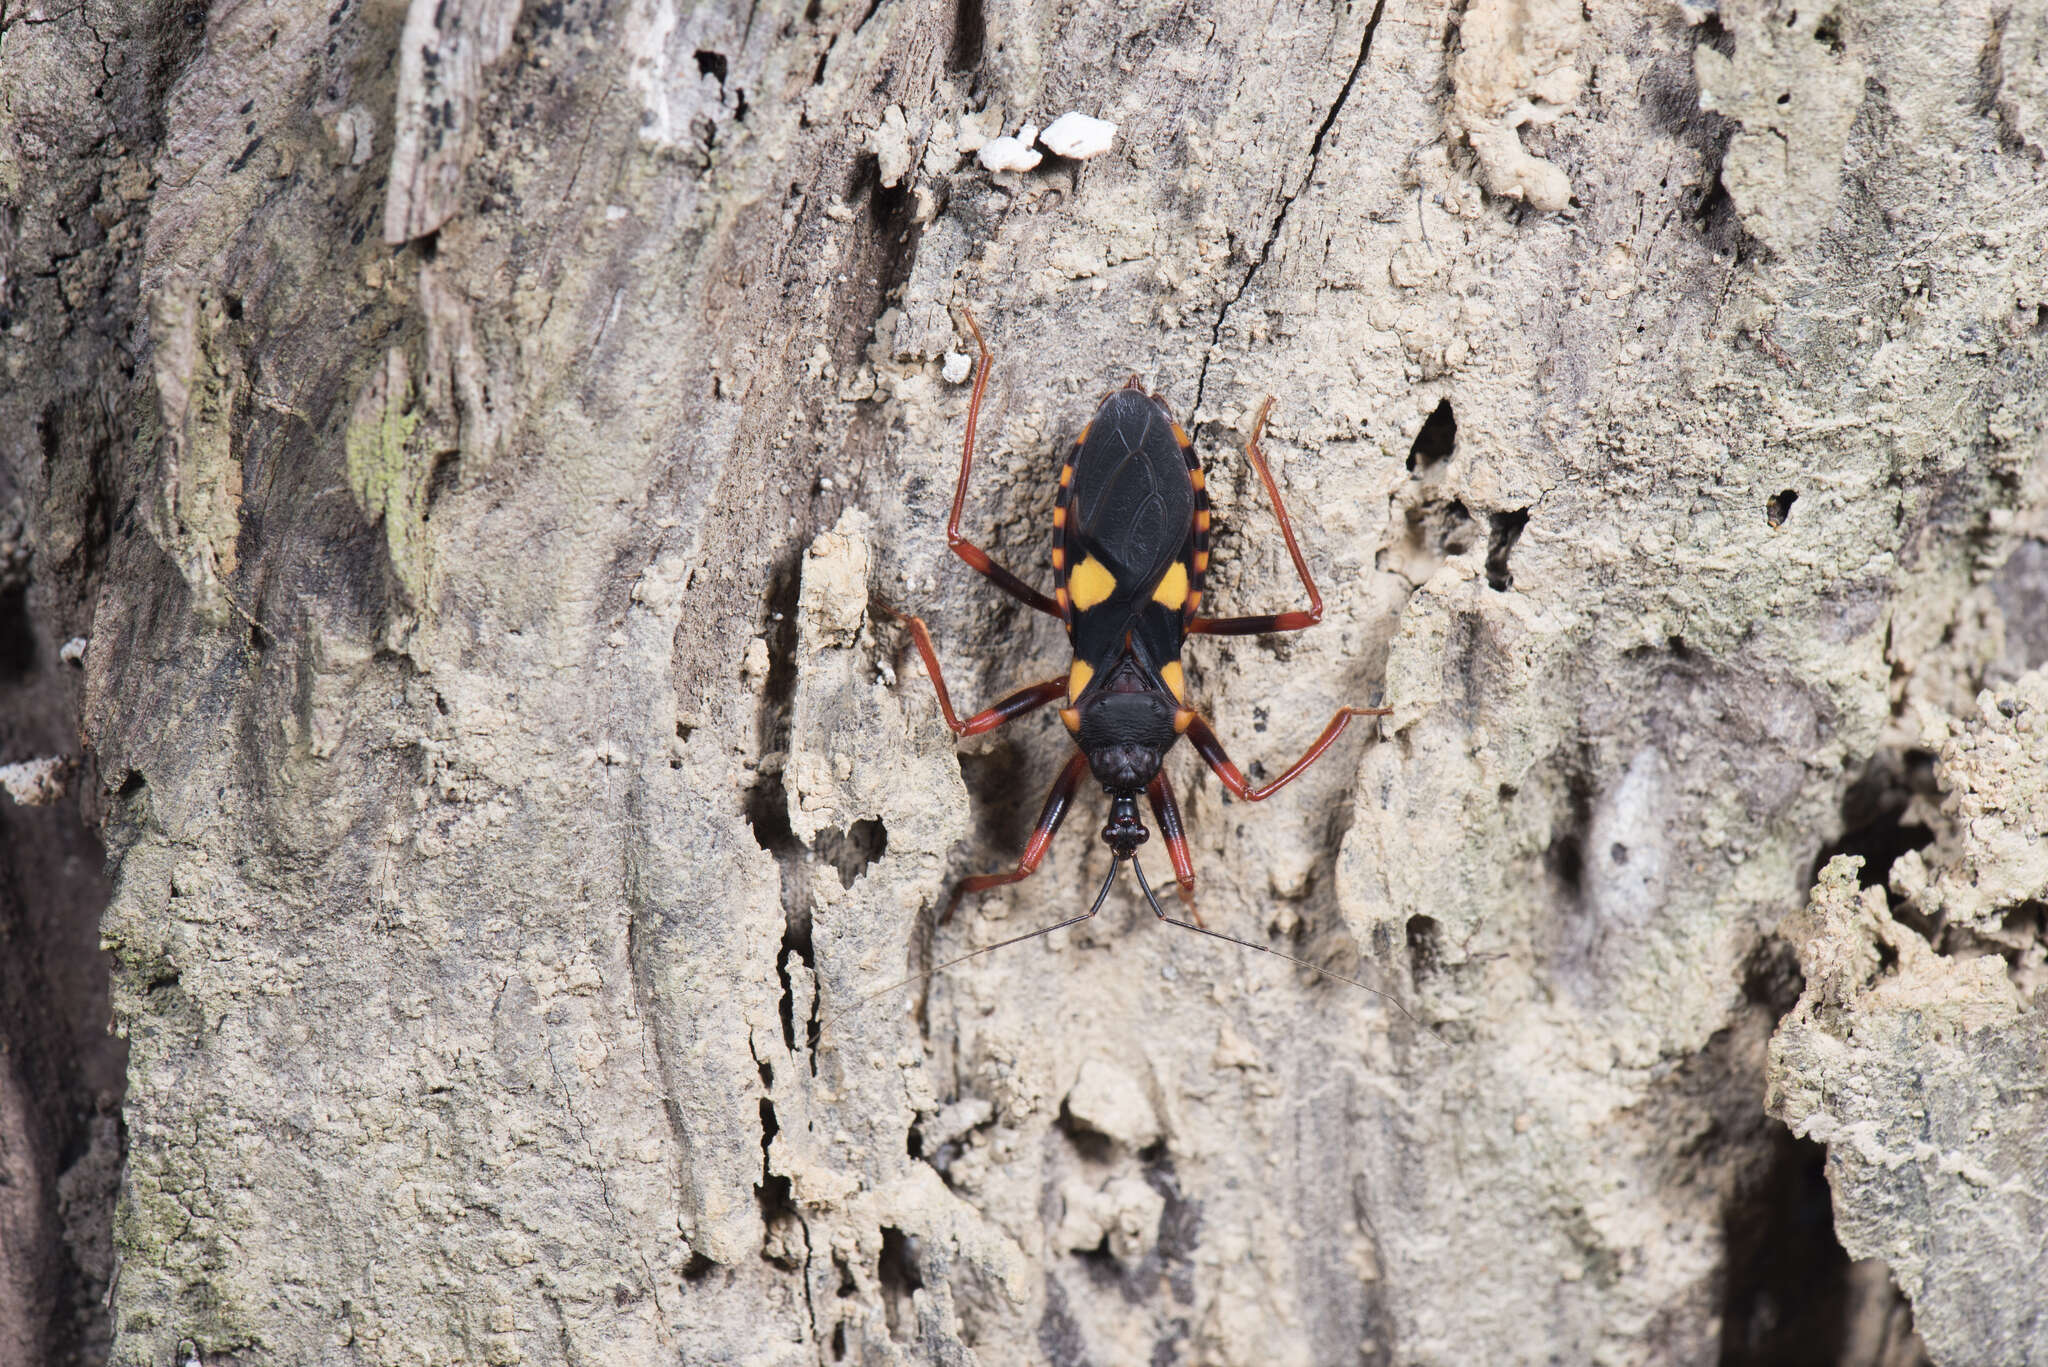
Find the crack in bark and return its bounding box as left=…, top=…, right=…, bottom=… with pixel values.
left=795, top=1208, right=820, bottom=1362
left=546, top=1032, right=675, bottom=1344
left=748, top=1032, right=823, bottom=1357
left=1195, top=0, right=1389, bottom=417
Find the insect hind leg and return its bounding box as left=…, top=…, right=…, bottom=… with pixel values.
left=1188, top=395, right=1326, bottom=637
left=1184, top=706, right=1391, bottom=802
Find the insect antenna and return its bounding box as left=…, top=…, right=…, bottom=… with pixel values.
left=818, top=860, right=1123, bottom=1038
left=1128, top=856, right=1448, bottom=1047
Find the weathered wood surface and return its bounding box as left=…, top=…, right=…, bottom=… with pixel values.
left=3, top=0, right=2047, bottom=1362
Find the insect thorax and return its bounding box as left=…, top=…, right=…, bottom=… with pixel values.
left=1076, top=689, right=1179, bottom=793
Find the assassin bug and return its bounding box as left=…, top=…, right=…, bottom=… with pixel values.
left=883, top=310, right=1398, bottom=994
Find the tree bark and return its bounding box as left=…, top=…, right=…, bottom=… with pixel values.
left=4, top=0, right=2046, bottom=1363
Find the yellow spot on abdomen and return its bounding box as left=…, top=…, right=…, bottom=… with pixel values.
left=1151, top=561, right=1189, bottom=610
left=1068, top=659, right=1094, bottom=702
left=1069, top=555, right=1117, bottom=610
left=1161, top=660, right=1186, bottom=702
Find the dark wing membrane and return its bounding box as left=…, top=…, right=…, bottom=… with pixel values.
left=1065, top=389, right=1197, bottom=672
left=1069, top=390, right=1195, bottom=593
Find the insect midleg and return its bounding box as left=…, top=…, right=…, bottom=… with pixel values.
left=946, top=309, right=1062, bottom=618
left=1188, top=394, right=1327, bottom=637
left=1144, top=770, right=1204, bottom=928
left=1182, top=706, right=1392, bottom=802
left=941, top=751, right=1091, bottom=922
left=886, top=608, right=1065, bottom=735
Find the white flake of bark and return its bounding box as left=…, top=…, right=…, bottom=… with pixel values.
left=869, top=105, right=914, bottom=188
left=1058, top=1174, right=1164, bottom=1264
left=0, top=757, right=69, bottom=807
left=977, top=124, right=1043, bottom=173
left=1039, top=111, right=1117, bottom=159
left=953, top=106, right=1003, bottom=154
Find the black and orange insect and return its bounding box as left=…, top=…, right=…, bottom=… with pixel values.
left=889, top=311, right=1392, bottom=974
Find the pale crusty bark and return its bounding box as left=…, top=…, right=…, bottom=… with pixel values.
left=2, top=0, right=2045, bottom=1362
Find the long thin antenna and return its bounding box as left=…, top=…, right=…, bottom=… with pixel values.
left=819, top=859, right=1448, bottom=1049
left=1129, top=856, right=1446, bottom=1046
left=819, top=861, right=1122, bottom=1037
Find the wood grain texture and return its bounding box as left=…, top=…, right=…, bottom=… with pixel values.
left=383, top=0, right=524, bottom=245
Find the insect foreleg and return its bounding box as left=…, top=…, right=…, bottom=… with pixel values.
left=1144, top=770, right=1203, bottom=927
left=940, top=750, right=1091, bottom=923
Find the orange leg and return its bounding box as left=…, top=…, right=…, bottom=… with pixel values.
left=878, top=606, right=1066, bottom=736
left=1184, top=706, right=1391, bottom=801
left=1144, top=771, right=1205, bottom=927
left=948, top=310, right=1062, bottom=618
left=943, top=751, right=1091, bottom=922
left=1188, top=395, right=1325, bottom=637
left=938, top=673, right=1065, bottom=738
